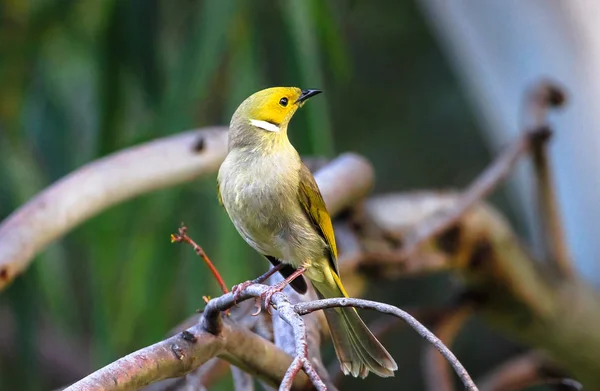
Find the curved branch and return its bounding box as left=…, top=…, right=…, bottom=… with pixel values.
left=0, top=127, right=228, bottom=290
left=294, top=298, right=478, bottom=391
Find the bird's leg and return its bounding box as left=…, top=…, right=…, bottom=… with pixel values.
left=261, top=266, right=307, bottom=312
left=232, top=263, right=285, bottom=305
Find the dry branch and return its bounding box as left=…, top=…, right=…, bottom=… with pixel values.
left=0, top=127, right=229, bottom=290
left=357, top=188, right=600, bottom=387
left=0, top=126, right=372, bottom=292
left=63, top=311, right=310, bottom=391
left=66, top=282, right=478, bottom=391
left=17, top=147, right=374, bottom=390
left=5, top=80, right=598, bottom=390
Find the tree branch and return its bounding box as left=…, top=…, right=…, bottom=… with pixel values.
left=202, top=285, right=327, bottom=391
left=358, top=193, right=600, bottom=388
left=0, top=127, right=228, bottom=290
left=0, top=127, right=372, bottom=292
left=268, top=274, right=336, bottom=390
left=67, top=283, right=478, bottom=391
left=294, top=298, right=478, bottom=391
left=63, top=312, right=311, bottom=391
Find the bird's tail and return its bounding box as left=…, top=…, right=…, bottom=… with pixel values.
left=312, top=269, right=398, bottom=378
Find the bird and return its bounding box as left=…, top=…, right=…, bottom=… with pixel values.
left=217, top=87, right=397, bottom=378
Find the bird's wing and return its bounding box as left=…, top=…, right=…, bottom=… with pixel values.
left=297, top=163, right=339, bottom=274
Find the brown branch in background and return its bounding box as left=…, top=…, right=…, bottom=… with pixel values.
left=398, top=124, right=537, bottom=262
left=391, top=81, right=567, bottom=268
left=350, top=125, right=539, bottom=279
left=0, top=149, right=373, bottom=390
left=423, top=304, right=473, bottom=391
left=294, top=298, right=479, bottom=391
left=0, top=146, right=373, bottom=292
left=0, top=127, right=229, bottom=291
left=363, top=189, right=600, bottom=388
left=171, top=224, right=229, bottom=294
left=477, top=351, right=581, bottom=391
left=523, top=81, right=573, bottom=277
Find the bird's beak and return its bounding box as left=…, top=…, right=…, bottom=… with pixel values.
left=296, top=89, right=322, bottom=104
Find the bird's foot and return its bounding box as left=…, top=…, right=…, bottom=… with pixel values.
left=231, top=280, right=253, bottom=305
left=259, top=281, right=289, bottom=314
left=259, top=266, right=307, bottom=313
left=231, top=263, right=285, bottom=306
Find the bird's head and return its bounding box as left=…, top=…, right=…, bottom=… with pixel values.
left=228, top=87, right=322, bottom=150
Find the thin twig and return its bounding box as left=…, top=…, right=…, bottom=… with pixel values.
left=348, top=139, right=531, bottom=271
left=294, top=298, right=479, bottom=391
left=523, top=81, right=573, bottom=277
left=171, top=224, right=229, bottom=294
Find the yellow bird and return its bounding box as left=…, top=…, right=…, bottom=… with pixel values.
left=217, top=87, right=397, bottom=378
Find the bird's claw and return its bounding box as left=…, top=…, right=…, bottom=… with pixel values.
left=231, top=280, right=253, bottom=305
left=259, top=281, right=287, bottom=314
left=251, top=298, right=262, bottom=316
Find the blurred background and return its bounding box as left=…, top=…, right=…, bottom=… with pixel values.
left=0, top=1, right=595, bottom=390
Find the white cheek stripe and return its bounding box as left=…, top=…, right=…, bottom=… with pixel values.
left=249, top=119, right=280, bottom=132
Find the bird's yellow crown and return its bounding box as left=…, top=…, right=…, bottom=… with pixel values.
left=244, top=87, right=303, bottom=127
left=228, top=86, right=322, bottom=150
left=232, top=87, right=321, bottom=129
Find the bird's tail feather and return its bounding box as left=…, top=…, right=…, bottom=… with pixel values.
left=312, top=270, right=397, bottom=378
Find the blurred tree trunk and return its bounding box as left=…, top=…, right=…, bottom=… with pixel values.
left=418, top=0, right=600, bottom=285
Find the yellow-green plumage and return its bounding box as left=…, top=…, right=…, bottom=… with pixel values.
left=217, top=87, right=397, bottom=378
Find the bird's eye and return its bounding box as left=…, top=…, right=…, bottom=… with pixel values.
left=279, top=97, right=288, bottom=107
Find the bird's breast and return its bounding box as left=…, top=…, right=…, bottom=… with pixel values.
left=218, top=150, right=325, bottom=264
